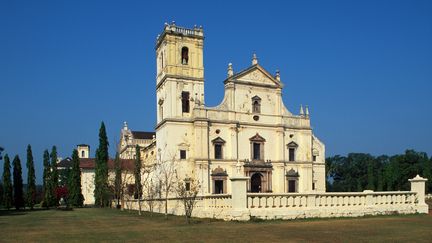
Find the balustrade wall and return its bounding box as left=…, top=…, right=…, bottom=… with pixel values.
left=121, top=175, right=428, bottom=221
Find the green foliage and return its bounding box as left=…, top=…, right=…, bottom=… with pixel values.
left=26, top=145, right=36, bottom=209
left=42, top=150, right=54, bottom=208
left=94, top=122, right=110, bottom=207
left=327, top=150, right=432, bottom=192
left=50, top=146, right=59, bottom=206
left=2, top=154, right=13, bottom=209
left=134, top=145, right=142, bottom=199
left=68, top=149, right=84, bottom=207
left=12, top=155, right=24, bottom=209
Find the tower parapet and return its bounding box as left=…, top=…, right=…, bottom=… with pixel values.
left=156, top=22, right=204, bottom=48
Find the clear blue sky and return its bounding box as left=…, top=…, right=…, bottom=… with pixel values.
left=1, top=0, right=431, bottom=184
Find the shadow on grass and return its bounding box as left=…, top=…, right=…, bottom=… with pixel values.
left=0, top=207, right=72, bottom=217
left=113, top=208, right=221, bottom=225
left=0, top=209, right=29, bottom=217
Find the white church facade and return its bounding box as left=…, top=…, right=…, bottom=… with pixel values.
left=122, top=23, right=326, bottom=195
left=71, top=23, right=429, bottom=220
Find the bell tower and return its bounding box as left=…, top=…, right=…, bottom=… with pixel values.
left=155, top=22, right=205, bottom=125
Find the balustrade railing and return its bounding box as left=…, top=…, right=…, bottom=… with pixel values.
left=247, top=191, right=417, bottom=209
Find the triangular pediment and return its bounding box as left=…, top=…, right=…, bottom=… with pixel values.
left=211, top=137, right=226, bottom=144
left=287, top=141, right=298, bottom=148
left=249, top=133, right=266, bottom=142
left=225, top=64, right=283, bottom=88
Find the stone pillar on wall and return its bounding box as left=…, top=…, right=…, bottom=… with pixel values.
left=230, top=175, right=250, bottom=221
left=409, top=175, right=429, bottom=214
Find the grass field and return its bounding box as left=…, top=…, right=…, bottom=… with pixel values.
left=0, top=207, right=431, bottom=242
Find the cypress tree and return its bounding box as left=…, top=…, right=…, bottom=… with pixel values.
left=94, top=122, right=109, bottom=207
left=12, top=155, right=24, bottom=210
left=134, top=145, right=142, bottom=199
left=26, top=145, right=36, bottom=209
left=0, top=183, right=3, bottom=208
left=50, top=146, right=58, bottom=206
left=42, top=150, right=53, bottom=208
left=2, top=154, right=13, bottom=209
left=68, top=149, right=84, bottom=207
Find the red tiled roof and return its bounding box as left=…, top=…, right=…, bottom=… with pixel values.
left=131, top=131, right=155, bottom=140
left=58, top=157, right=135, bottom=171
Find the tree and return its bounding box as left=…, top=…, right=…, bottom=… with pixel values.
left=175, top=176, right=200, bottom=224
left=134, top=146, right=142, bottom=199
left=50, top=146, right=59, bottom=206
left=134, top=145, right=143, bottom=215
left=366, top=159, right=375, bottom=190
left=26, top=145, right=36, bottom=209
left=42, top=150, right=54, bottom=208
left=12, top=155, right=24, bottom=210
left=2, top=154, right=13, bottom=209
left=156, top=154, right=178, bottom=219
left=113, top=152, right=122, bottom=209
left=94, top=122, right=109, bottom=207
left=0, top=146, right=4, bottom=160
left=68, top=149, right=84, bottom=207
left=143, top=178, right=157, bottom=216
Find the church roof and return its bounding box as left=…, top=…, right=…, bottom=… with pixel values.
left=131, top=131, right=155, bottom=140
left=57, top=158, right=135, bottom=171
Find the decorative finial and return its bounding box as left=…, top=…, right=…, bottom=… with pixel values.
left=275, top=69, right=280, bottom=81
left=305, top=105, right=309, bottom=117
left=123, top=121, right=128, bottom=130
left=252, top=53, right=258, bottom=65
left=300, top=105, right=304, bottom=116
left=164, top=22, right=168, bottom=26
left=171, top=21, right=176, bottom=26
left=227, top=63, right=233, bottom=77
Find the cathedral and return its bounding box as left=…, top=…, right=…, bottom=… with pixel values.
left=120, top=23, right=326, bottom=195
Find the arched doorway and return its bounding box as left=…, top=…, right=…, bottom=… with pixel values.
left=251, top=173, right=262, bottom=192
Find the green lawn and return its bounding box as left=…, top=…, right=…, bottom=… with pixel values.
left=0, top=207, right=431, bottom=242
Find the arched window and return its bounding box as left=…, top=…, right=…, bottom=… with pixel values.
left=158, top=98, right=164, bottom=121
left=81, top=151, right=85, bottom=158
left=181, top=47, right=189, bottom=65
left=252, top=96, right=261, bottom=113
left=161, top=51, right=164, bottom=68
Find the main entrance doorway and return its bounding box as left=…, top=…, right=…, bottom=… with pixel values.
left=251, top=173, right=262, bottom=192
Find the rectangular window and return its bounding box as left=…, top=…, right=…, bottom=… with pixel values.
left=253, top=143, right=261, bottom=160
left=214, top=144, right=222, bottom=159
left=288, top=180, right=296, bottom=193
left=289, top=148, right=295, bottom=161
left=180, top=150, right=186, bottom=159
left=181, top=92, right=190, bottom=113
left=185, top=182, right=190, bottom=191
left=312, top=182, right=315, bottom=190
left=313, top=155, right=317, bottom=162
left=214, top=180, right=224, bottom=194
